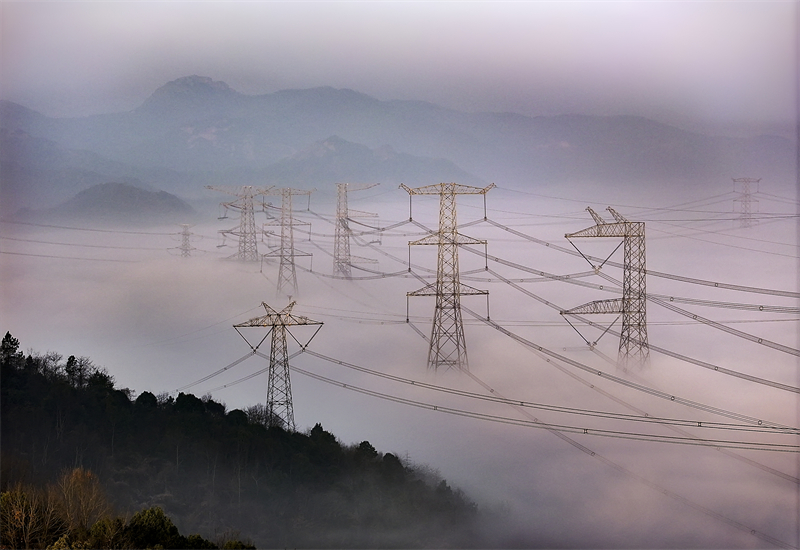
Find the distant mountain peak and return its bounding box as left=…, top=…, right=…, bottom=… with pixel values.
left=50, top=182, right=195, bottom=223
left=137, top=75, right=240, bottom=117
left=152, top=75, right=234, bottom=96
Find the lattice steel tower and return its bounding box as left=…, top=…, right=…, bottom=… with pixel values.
left=178, top=224, right=195, bottom=258
left=402, top=182, right=495, bottom=371
left=562, top=207, right=649, bottom=368
left=334, top=182, right=379, bottom=278
left=206, top=185, right=273, bottom=261
left=263, top=188, right=312, bottom=296
left=733, top=177, right=760, bottom=228
left=233, top=301, right=323, bottom=432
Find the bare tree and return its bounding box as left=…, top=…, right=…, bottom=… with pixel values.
left=56, top=468, right=111, bottom=534
left=245, top=403, right=282, bottom=428
left=0, top=483, right=65, bottom=549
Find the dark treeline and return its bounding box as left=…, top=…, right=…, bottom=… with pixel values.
left=1, top=332, right=481, bottom=548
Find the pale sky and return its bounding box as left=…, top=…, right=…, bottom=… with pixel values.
left=1, top=1, right=797, bottom=136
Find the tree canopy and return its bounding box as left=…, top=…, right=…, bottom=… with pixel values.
left=1, top=332, right=481, bottom=548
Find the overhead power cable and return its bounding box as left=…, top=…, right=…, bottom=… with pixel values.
left=287, top=346, right=796, bottom=548
left=589, top=270, right=800, bottom=357
left=484, top=218, right=800, bottom=299
left=647, top=224, right=799, bottom=259
left=0, top=235, right=166, bottom=251
left=651, top=295, right=799, bottom=355
left=175, top=351, right=256, bottom=392
left=0, top=250, right=137, bottom=263
left=301, top=348, right=796, bottom=436
left=650, top=218, right=800, bottom=249
left=486, top=267, right=800, bottom=395
left=297, top=263, right=409, bottom=281
left=403, top=317, right=799, bottom=485
left=461, top=302, right=795, bottom=426
left=645, top=293, right=800, bottom=314
left=458, top=242, right=798, bottom=313
left=0, top=219, right=175, bottom=235
left=289, top=358, right=797, bottom=451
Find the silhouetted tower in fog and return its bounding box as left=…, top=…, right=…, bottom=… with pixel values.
left=206, top=185, right=273, bottom=261
left=178, top=224, right=194, bottom=258
left=402, top=182, right=495, bottom=371
left=233, top=301, right=323, bottom=432
left=733, top=177, right=760, bottom=228
left=263, top=188, right=312, bottom=296
left=562, top=207, right=649, bottom=369
left=334, top=182, right=379, bottom=278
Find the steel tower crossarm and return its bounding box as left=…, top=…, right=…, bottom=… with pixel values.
left=562, top=298, right=625, bottom=315
left=566, top=207, right=643, bottom=239
left=235, top=301, right=324, bottom=330
left=400, top=182, right=495, bottom=196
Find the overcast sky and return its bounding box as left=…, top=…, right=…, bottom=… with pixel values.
left=1, top=1, right=797, bottom=137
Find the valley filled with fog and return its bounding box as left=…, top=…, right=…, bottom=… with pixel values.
left=2, top=174, right=797, bottom=547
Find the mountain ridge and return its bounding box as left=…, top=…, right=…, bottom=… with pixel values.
left=1, top=76, right=794, bottom=212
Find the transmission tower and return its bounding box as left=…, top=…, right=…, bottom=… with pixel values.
left=233, top=301, right=323, bottom=432
left=562, top=207, right=649, bottom=368
left=178, top=224, right=195, bottom=257
left=206, top=185, right=273, bottom=261
left=334, top=182, right=379, bottom=278
left=402, top=182, right=495, bottom=371
left=263, top=188, right=312, bottom=296
left=733, top=177, right=760, bottom=228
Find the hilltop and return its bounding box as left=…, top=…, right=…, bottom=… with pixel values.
left=0, top=332, right=482, bottom=548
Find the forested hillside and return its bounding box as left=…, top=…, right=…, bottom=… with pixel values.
left=0, top=332, right=481, bottom=548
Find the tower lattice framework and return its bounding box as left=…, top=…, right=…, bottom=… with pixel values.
left=206, top=185, right=273, bottom=261
left=402, top=182, right=494, bottom=371
left=334, top=182, right=379, bottom=278
left=178, top=224, right=194, bottom=258
left=563, top=207, right=649, bottom=368
left=263, top=188, right=312, bottom=296
left=733, top=177, right=760, bottom=228
left=233, top=301, right=323, bottom=432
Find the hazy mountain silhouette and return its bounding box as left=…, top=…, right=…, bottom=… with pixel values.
left=260, top=135, right=486, bottom=187
left=21, top=182, right=196, bottom=224
left=0, top=126, right=195, bottom=215
left=1, top=75, right=794, bottom=212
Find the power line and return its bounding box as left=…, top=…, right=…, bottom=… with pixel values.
left=0, top=235, right=166, bottom=251
left=484, top=268, right=799, bottom=395
left=648, top=224, right=799, bottom=259
left=587, top=270, right=800, bottom=356
left=484, top=218, right=800, bottom=298
left=0, top=250, right=136, bottom=263
left=301, top=348, right=796, bottom=436
left=467, top=309, right=798, bottom=485
left=464, top=300, right=798, bottom=421
left=289, top=359, right=797, bottom=452
left=0, top=219, right=175, bottom=235
left=279, top=350, right=797, bottom=546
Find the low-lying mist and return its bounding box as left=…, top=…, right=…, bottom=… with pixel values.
left=2, top=178, right=798, bottom=548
